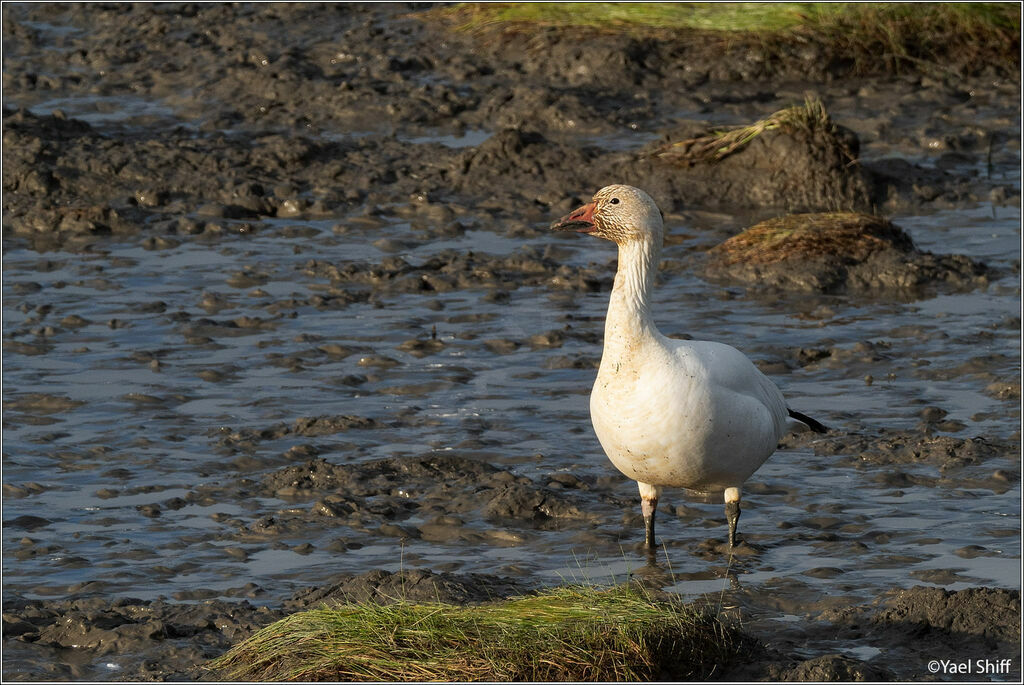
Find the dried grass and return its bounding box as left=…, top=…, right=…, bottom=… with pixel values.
left=654, top=95, right=844, bottom=165
left=708, top=212, right=914, bottom=266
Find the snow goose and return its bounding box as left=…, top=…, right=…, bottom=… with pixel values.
left=550, top=184, right=826, bottom=549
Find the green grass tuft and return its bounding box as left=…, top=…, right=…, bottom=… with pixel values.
left=206, top=583, right=748, bottom=681
left=429, top=2, right=820, bottom=34
left=422, top=2, right=1020, bottom=75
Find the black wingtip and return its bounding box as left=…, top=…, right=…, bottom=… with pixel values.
left=788, top=408, right=828, bottom=434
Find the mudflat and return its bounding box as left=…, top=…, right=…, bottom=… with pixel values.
left=2, top=3, right=1019, bottom=681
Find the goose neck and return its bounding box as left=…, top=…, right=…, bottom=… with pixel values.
left=605, top=237, right=660, bottom=345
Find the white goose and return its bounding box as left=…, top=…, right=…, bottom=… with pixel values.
left=551, top=184, right=826, bottom=549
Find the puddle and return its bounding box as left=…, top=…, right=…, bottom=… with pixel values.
left=400, top=128, right=492, bottom=148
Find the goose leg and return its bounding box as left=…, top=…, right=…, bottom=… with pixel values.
left=638, top=482, right=662, bottom=549
left=724, top=486, right=741, bottom=548
left=641, top=497, right=657, bottom=548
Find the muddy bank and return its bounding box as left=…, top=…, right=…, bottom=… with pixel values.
left=3, top=5, right=1020, bottom=255
left=2, top=567, right=521, bottom=681
left=826, top=585, right=1020, bottom=645
left=3, top=103, right=1005, bottom=306
left=1, top=594, right=282, bottom=681
left=4, top=572, right=1018, bottom=682
left=724, top=585, right=1020, bottom=681
left=6, top=104, right=1014, bottom=256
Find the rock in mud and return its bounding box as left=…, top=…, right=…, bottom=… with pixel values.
left=703, top=212, right=990, bottom=294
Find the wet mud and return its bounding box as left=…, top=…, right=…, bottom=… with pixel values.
left=2, top=3, right=1020, bottom=681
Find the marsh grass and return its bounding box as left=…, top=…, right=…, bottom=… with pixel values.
left=207, top=583, right=747, bottom=681
left=655, top=95, right=848, bottom=164
left=709, top=212, right=914, bottom=266
left=424, top=3, right=1019, bottom=75
left=429, top=2, right=817, bottom=34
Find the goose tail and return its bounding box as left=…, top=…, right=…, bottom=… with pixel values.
left=788, top=408, right=828, bottom=434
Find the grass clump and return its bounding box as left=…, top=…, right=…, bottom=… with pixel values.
left=207, top=584, right=747, bottom=681
left=423, top=3, right=1020, bottom=75
left=429, top=2, right=818, bottom=34
left=709, top=212, right=915, bottom=266
left=655, top=95, right=845, bottom=164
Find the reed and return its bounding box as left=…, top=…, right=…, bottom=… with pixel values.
left=655, top=95, right=842, bottom=165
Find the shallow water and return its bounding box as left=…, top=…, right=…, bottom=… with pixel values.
left=4, top=182, right=1020, bottom=605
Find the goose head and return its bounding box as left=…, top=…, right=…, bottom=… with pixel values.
left=550, top=184, right=664, bottom=245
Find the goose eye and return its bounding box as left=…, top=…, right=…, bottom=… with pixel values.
left=610, top=198, right=620, bottom=205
